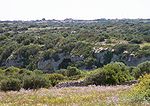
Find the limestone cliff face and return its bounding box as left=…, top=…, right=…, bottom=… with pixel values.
left=37, top=53, right=84, bottom=71
left=5, top=54, right=24, bottom=67
left=121, top=56, right=150, bottom=66
left=94, top=50, right=150, bottom=66
left=5, top=51, right=84, bottom=71
left=4, top=49, right=150, bottom=71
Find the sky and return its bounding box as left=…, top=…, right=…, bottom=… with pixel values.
left=0, top=0, right=150, bottom=20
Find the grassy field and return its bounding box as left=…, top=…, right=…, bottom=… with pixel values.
left=0, top=85, right=149, bottom=106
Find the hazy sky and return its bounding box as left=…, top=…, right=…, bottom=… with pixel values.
left=0, top=0, right=150, bottom=20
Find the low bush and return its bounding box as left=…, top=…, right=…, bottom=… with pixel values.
left=4, top=66, right=20, bottom=75
left=46, top=73, right=65, bottom=86
left=130, top=38, right=143, bottom=44
left=65, top=66, right=81, bottom=77
left=137, top=61, right=150, bottom=77
left=23, top=75, right=51, bottom=89
left=68, top=74, right=85, bottom=80
left=0, top=78, right=21, bottom=91
left=84, top=62, right=133, bottom=85
left=129, top=67, right=141, bottom=79
left=113, top=44, right=127, bottom=54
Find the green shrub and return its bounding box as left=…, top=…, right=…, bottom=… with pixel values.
left=131, top=74, right=150, bottom=102
left=4, top=66, right=20, bottom=75
left=130, top=38, right=143, bottom=44
left=33, top=69, right=44, bottom=74
left=14, top=44, right=41, bottom=67
left=4, top=67, right=33, bottom=81
left=137, top=61, right=150, bottom=77
left=114, top=44, right=127, bottom=54
left=137, top=47, right=150, bottom=57
left=0, top=78, right=21, bottom=91
left=84, top=68, right=106, bottom=85
left=113, top=44, right=140, bottom=54
left=65, top=66, right=81, bottom=77
left=84, top=62, right=133, bottom=85
left=68, top=74, right=85, bottom=80
left=84, top=57, right=96, bottom=69
left=143, top=36, right=150, bottom=42
left=46, top=73, right=65, bottom=86
left=23, top=75, right=50, bottom=89
left=129, top=66, right=141, bottom=79
left=56, top=69, right=67, bottom=76
left=0, top=43, right=18, bottom=65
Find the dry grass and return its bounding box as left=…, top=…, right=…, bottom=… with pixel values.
left=0, top=85, right=148, bottom=106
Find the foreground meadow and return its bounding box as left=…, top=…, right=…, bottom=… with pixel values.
left=0, top=85, right=149, bottom=106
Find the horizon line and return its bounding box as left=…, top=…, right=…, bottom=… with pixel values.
left=0, top=18, right=150, bottom=21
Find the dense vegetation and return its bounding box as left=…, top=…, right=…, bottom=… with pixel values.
left=0, top=19, right=149, bottom=88
left=84, top=62, right=133, bottom=85
left=0, top=61, right=149, bottom=91
left=0, top=19, right=150, bottom=71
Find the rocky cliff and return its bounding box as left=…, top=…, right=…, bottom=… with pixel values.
left=5, top=48, right=150, bottom=72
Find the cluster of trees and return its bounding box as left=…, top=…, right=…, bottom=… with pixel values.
left=0, top=61, right=149, bottom=91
